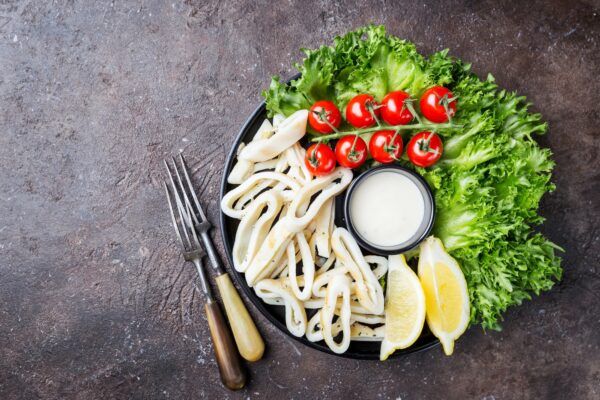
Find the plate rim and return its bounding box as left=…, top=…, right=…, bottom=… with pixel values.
left=218, top=78, right=440, bottom=360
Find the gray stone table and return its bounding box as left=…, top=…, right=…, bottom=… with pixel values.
left=1, top=1, right=599, bottom=399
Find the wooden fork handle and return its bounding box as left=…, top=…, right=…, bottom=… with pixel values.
left=204, top=301, right=246, bottom=390
left=216, top=273, right=265, bottom=362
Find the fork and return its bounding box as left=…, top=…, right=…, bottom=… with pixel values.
left=167, top=155, right=265, bottom=362
left=163, top=160, right=246, bottom=390
left=163, top=155, right=266, bottom=387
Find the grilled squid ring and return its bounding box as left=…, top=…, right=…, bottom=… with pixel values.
left=244, top=217, right=295, bottom=287
left=285, top=168, right=353, bottom=233
left=254, top=279, right=307, bottom=337
left=227, top=118, right=276, bottom=184
left=311, top=256, right=386, bottom=298
left=306, top=311, right=385, bottom=342
left=364, top=255, right=388, bottom=280
left=287, top=232, right=315, bottom=301
left=232, top=190, right=283, bottom=272
left=312, top=267, right=348, bottom=298
left=303, top=295, right=381, bottom=315
left=313, top=197, right=335, bottom=258
left=284, top=143, right=312, bottom=184
left=306, top=310, right=340, bottom=342
left=221, top=171, right=301, bottom=219
left=252, top=158, right=280, bottom=172
left=271, top=225, right=316, bottom=279
left=320, top=273, right=352, bottom=354
left=316, top=254, right=336, bottom=275
left=270, top=254, right=290, bottom=279
left=331, top=228, right=385, bottom=315
left=350, top=323, right=384, bottom=341
left=233, top=155, right=290, bottom=211
left=238, top=110, right=308, bottom=162
left=350, top=312, right=385, bottom=325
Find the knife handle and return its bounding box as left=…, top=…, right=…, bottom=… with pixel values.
left=204, top=300, right=246, bottom=390
left=216, top=273, right=265, bottom=362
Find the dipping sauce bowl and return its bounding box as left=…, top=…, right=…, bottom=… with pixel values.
left=344, top=165, right=435, bottom=255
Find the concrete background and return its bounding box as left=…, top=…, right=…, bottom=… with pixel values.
left=1, top=0, right=599, bottom=399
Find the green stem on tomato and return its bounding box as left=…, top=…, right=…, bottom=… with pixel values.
left=311, top=109, right=339, bottom=133
left=310, top=122, right=460, bottom=142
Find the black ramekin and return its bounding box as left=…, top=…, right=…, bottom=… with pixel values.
left=343, top=165, right=436, bottom=256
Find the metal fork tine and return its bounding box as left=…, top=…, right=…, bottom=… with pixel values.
left=164, top=160, right=195, bottom=228
left=164, top=160, right=197, bottom=251
left=178, top=153, right=208, bottom=222
left=165, top=158, right=207, bottom=258
left=177, top=193, right=203, bottom=251
left=171, top=156, right=201, bottom=226
left=174, top=189, right=194, bottom=250
left=163, top=181, right=190, bottom=251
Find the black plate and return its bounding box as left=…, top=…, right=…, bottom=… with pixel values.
left=219, top=95, right=440, bottom=360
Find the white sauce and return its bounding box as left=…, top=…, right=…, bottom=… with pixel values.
left=349, top=171, right=425, bottom=247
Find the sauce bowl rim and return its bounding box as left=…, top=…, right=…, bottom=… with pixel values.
left=343, top=165, right=436, bottom=256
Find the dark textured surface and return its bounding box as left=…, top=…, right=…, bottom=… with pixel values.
left=0, top=0, right=599, bottom=399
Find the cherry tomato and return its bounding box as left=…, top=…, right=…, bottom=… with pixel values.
left=380, top=91, right=414, bottom=125
left=308, top=100, right=341, bottom=134
left=368, top=130, right=403, bottom=164
left=305, top=143, right=336, bottom=176
left=346, top=94, right=380, bottom=128
left=419, top=86, right=457, bottom=123
left=335, top=135, right=367, bottom=169
left=407, top=131, right=443, bottom=167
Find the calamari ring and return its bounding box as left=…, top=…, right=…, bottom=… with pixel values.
left=232, top=190, right=283, bottom=272
left=320, top=273, right=352, bottom=354
left=286, top=168, right=353, bottom=233
left=306, top=311, right=385, bottom=343
left=254, top=279, right=307, bottom=337
left=364, top=255, right=388, bottom=279
left=314, top=197, right=335, bottom=258
left=234, top=155, right=290, bottom=211
left=227, top=119, right=275, bottom=184
left=311, top=255, right=387, bottom=297
left=220, top=171, right=300, bottom=219
left=312, top=267, right=348, bottom=298
left=331, top=228, right=385, bottom=315
left=303, top=296, right=381, bottom=315
left=252, top=158, right=280, bottom=172
left=287, top=232, right=315, bottom=301
left=350, top=323, right=384, bottom=342
left=244, top=217, right=295, bottom=287
left=239, top=110, right=308, bottom=162
left=284, top=143, right=311, bottom=183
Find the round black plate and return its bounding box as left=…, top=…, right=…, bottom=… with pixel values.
left=219, top=97, right=440, bottom=360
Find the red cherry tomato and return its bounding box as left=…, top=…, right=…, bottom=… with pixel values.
left=346, top=94, right=380, bottom=128
left=380, top=91, right=414, bottom=125
left=308, top=101, right=341, bottom=134
left=305, top=143, right=336, bottom=176
left=368, top=130, right=403, bottom=164
left=335, top=135, right=367, bottom=169
left=407, top=131, right=443, bottom=167
left=419, top=86, right=457, bottom=123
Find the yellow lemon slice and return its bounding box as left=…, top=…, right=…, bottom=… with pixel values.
left=418, top=236, right=470, bottom=355
left=380, top=254, right=426, bottom=361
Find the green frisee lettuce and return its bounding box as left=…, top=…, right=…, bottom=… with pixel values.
left=263, top=25, right=562, bottom=330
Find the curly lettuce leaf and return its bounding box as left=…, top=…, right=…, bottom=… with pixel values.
left=262, top=25, right=562, bottom=330
left=262, top=25, right=429, bottom=117
left=422, top=50, right=562, bottom=329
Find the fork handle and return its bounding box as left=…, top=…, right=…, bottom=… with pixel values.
left=204, top=300, right=246, bottom=390
left=216, top=273, right=265, bottom=362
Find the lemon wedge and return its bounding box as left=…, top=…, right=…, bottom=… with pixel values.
left=380, top=254, right=426, bottom=361
left=418, top=236, right=470, bottom=355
